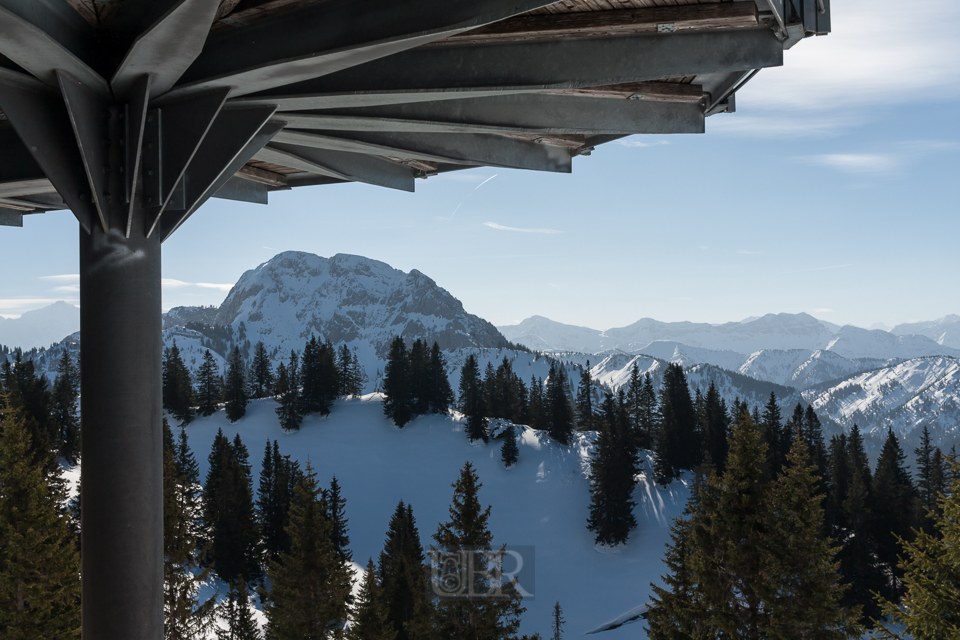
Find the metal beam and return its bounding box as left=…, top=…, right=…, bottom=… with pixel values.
left=256, top=144, right=415, bottom=192
left=112, top=0, right=220, bottom=99
left=0, top=69, right=95, bottom=232
left=0, top=206, right=22, bottom=226
left=158, top=105, right=277, bottom=240
left=213, top=175, right=269, bottom=204
left=164, top=0, right=556, bottom=100
left=0, top=120, right=44, bottom=182
left=279, top=93, right=705, bottom=136
left=0, top=1, right=107, bottom=95
left=58, top=70, right=110, bottom=232
left=248, top=28, right=782, bottom=106
left=145, top=87, right=229, bottom=236
left=124, top=75, right=151, bottom=236
left=274, top=129, right=573, bottom=173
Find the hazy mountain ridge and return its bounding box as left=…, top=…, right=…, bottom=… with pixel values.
left=0, top=301, right=79, bottom=351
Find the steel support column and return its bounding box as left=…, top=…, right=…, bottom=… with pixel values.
left=79, top=204, right=163, bottom=640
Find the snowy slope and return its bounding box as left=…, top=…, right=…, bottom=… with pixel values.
left=634, top=341, right=746, bottom=371
left=803, top=357, right=960, bottom=446
left=179, top=396, right=690, bottom=638
left=822, top=325, right=960, bottom=360
left=162, top=306, right=220, bottom=330
left=890, top=315, right=960, bottom=349
left=0, top=301, right=80, bottom=350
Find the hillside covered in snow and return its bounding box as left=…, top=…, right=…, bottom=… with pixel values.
left=175, top=395, right=689, bottom=638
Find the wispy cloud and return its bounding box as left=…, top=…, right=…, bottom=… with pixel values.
left=783, top=264, right=853, bottom=275
left=53, top=284, right=80, bottom=293
left=483, top=222, right=563, bottom=235
left=161, top=279, right=234, bottom=292
left=0, top=298, right=75, bottom=311
left=618, top=139, right=670, bottom=148
left=441, top=174, right=499, bottom=224
left=37, top=274, right=79, bottom=283
left=802, top=153, right=898, bottom=175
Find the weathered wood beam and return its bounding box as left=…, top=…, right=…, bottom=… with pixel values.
left=545, top=81, right=703, bottom=102
left=214, top=0, right=243, bottom=21
left=164, top=0, right=557, bottom=100
left=273, top=129, right=573, bottom=173
left=0, top=177, right=56, bottom=198
left=441, top=3, right=759, bottom=45
left=255, top=143, right=416, bottom=192
left=236, top=163, right=288, bottom=186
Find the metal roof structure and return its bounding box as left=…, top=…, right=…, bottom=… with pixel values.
left=0, top=2, right=829, bottom=639
left=1, top=0, right=829, bottom=234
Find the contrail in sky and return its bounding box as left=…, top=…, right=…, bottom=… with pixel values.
left=445, top=174, right=498, bottom=225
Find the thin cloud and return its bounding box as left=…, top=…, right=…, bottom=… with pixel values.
left=0, top=298, right=75, bottom=311
left=618, top=139, right=670, bottom=148
left=53, top=284, right=80, bottom=293
left=783, top=264, right=853, bottom=274
left=483, top=222, right=563, bottom=235
left=161, top=279, right=233, bottom=292
left=442, top=174, right=499, bottom=224
left=803, top=153, right=897, bottom=175
left=37, top=274, right=79, bottom=282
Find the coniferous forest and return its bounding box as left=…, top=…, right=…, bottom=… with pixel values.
left=1, top=337, right=959, bottom=638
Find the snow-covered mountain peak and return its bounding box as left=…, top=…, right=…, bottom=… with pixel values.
left=214, top=251, right=508, bottom=360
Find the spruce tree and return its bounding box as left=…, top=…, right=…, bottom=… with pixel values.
left=458, top=355, right=487, bottom=442
left=804, top=405, right=828, bottom=478
left=765, top=438, right=861, bottom=638
left=349, top=560, right=396, bottom=640
left=872, top=430, right=921, bottom=601
left=654, top=364, right=696, bottom=483
left=326, top=475, right=352, bottom=564
left=760, top=392, right=786, bottom=479
left=349, top=349, right=367, bottom=397
left=162, top=340, right=194, bottom=426
left=501, top=425, right=519, bottom=467
left=876, top=459, right=960, bottom=639
left=163, top=420, right=215, bottom=640
left=225, top=346, right=249, bottom=423
left=0, top=397, right=81, bottom=639
left=430, top=463, right=526, bottom=640
left=218, top=579, right=261, bottom=640
left=383, top=336, right=414, bottom=427
left=202, top=431, right=262, bottom=584
left=625, top=362, right=644, bottom=448
left=637, top=373, right=658, bottom=451
left=647, top=415, right=861, bottom=639
left=263, top=462, right=352, bottom=640
left=408, top=339, right=429, bottom=416
left=257, top=441, right=301, bottom=563
left=426, top=342, right=453, bottom=414
left=701, top=381, right=729, bottom=473
left=196, top=349, right=222, bottom=417
left=586, top=393, right=638, bottom=546
left=274, top=353, right=304, bottom=431
left=4, top=352, right=58, bottom=469
left=913, top=425, right=945, bottom=520
left=527, top=376, right=545, bottom=432
left=378, top=501, right=428, bottom=640
left=544, top=362, right=574, bottom=446
left=575, top=363, right=594, bottom=430
left=51, top=350, right=80, bottom=463
left=551, top=601, right=565, bottom=640
left=249, top=341, right=274, bottom=400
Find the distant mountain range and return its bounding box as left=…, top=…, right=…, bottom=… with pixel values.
left=498, top=314, right=960, bottom=361
left=4, top=252, right=959, bottom=453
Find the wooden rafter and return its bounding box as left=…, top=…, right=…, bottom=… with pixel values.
left=236, top=163, right=289, bottom=186
left=545, top=81, right=703, bottom=102
left=213, top=0, right=330, bottom=29
left=440, top=2, right=758, bottom=45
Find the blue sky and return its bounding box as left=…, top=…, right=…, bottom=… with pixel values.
left=2, top=0, right=958, bottom=330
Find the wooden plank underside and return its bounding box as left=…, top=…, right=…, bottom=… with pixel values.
left=546, top=81, right=703, bottom=101
left=442, top=2, right=758, bottom=45
left=236, top=163, right=288, bottom=186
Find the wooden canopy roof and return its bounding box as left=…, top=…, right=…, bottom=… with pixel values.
left=0, top=0, right=829, bottom=237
